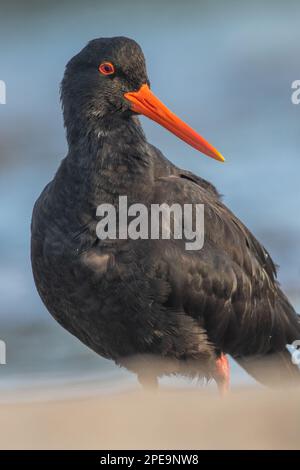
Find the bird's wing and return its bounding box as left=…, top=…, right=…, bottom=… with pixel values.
left=149, top=174, right=300, bottom=357
left=150, top=143, right=221, bottom=199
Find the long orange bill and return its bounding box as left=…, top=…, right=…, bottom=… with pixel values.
left=124, top=84, right=224, bottom=162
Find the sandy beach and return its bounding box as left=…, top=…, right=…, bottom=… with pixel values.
left=0, top=385, right=299, bottom=450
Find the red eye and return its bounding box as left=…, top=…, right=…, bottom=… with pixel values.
left=99, top=62, right=115, bottom=75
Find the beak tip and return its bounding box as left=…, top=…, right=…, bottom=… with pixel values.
left=214, top=150, right=225, bottom=163
left=219, top=155, right=226, bottom=163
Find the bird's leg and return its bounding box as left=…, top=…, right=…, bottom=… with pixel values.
left=137, top=372, right=159, bottom=391
left=214, top=353, right=230, bottom=396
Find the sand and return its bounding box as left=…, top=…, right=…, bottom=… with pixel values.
left=0, top=385, right=299, bottom=450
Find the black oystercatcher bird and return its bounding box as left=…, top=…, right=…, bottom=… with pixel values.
left=31, top=37, right=300, bottom=392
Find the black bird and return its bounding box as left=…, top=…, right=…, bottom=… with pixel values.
left=31, top=37, right=300, bottom=392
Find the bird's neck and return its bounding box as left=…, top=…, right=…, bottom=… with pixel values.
left=65, top=115, right=154, bottom=204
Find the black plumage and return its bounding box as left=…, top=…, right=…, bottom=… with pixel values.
left=31, top=37, right=300, bottom=389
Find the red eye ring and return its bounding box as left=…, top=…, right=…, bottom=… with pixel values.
left=99, top=62, right=115, bottom=75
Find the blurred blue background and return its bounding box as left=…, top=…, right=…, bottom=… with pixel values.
left=0, top=0, right=299, bottom=392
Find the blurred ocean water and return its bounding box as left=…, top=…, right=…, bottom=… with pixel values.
left=0, top=0, right=299, bottom=390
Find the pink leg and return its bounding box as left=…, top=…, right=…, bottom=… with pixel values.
left=138, top=372, right=158, bottom=390
left=215, top=354, right=230, bottom=396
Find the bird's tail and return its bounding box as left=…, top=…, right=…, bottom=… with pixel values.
left=236, top=348, right=300, bottom=388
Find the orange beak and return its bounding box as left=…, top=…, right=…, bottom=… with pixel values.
left=124, top=84, right=224, bottom=162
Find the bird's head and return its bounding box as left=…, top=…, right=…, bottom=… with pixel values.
left=61, top=36, right=224, bottom=162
